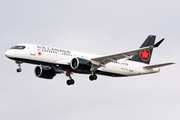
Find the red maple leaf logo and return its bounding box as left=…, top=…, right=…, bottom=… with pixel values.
left=139, top=50, right=150, bottom=61
left=141, top=50, right=149, bottom=58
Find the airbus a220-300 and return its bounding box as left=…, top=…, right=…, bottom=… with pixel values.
left=5, top=35, right=174, bottom=85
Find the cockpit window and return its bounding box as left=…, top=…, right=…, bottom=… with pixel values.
left=10, top=46, right=26, bottom=50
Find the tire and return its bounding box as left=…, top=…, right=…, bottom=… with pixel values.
left=17, top=68, right=22, bottom=73
left=66, top=79, right=75, bottom=85
left=70, top=79, right=75, bottom=85
left=93, top=74, right=97, bottom=80
left=89, top=75, right=94, bottom=81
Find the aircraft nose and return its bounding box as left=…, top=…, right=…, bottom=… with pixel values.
left=5, top=50, right=10, bottom=57
left=5, top=50, right=13, bottom=58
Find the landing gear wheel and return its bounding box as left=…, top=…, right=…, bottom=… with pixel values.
left=66, top=71, right=75, bottom=85
left=17, top=68, right=22, bottom=73
left=66, top=79, right=75, bottom=85
left=89, top=75, right=94, bottom=81
left=16, top=61, right=23, bottom=73
left=89, top=74, right=97, bottom=81
left=93, top=74, right=97, bottom=80
left=70, top=79, right=75, bottom=85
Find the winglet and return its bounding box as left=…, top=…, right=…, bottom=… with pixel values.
left=154, top=38, right=164, bottom=47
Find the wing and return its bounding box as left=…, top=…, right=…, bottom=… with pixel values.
left=90, top=39, right=164, bottom=70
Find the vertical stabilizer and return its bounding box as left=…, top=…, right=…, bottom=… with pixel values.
left=130, top=35, right=156, bottom=64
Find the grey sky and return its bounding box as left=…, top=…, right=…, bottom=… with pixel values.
left=0, top=0, right=179, bottom=120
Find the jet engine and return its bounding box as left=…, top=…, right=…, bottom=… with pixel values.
left=70, top=58, right=92, bottom=71
left=35, top=66, right=56, bottom=79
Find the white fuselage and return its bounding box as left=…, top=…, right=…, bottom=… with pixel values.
left=5, top=43, right=160, bottom=77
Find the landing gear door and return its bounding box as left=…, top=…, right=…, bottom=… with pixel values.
left=30, top=44, right=36, bottom=56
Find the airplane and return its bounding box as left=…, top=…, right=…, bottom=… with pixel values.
left=5, top=35, right=174, bottom=85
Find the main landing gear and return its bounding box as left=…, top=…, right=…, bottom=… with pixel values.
left=66, top=71, right=75, bottom=86
left=89, top=71, right=97, bottom=81
left=16, top=61, right=23, bottom=73
left=89, top=74, right=97, bottom=81
left=65, top=71, right=98, bottom=86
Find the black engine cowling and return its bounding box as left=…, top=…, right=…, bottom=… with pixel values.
left=35, top=66, right=56, bottom=79
left=70, top=58, right=92, bottom=71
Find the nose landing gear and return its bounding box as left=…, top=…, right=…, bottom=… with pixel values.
left=16, top=61, right=23, bottom=73
left=66, top=79, right=75, bottom=85
left=66, top=71, right=75, bottom=86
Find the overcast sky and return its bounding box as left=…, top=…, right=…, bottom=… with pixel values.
left=0, top=0, right=179, bottom=120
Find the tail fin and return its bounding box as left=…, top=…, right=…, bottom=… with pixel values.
left=130, top=35, right=156, bottom=64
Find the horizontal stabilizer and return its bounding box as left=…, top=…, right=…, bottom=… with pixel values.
left=143, top=63, right=175, bottom=69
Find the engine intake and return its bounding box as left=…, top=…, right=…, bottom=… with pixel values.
left=70, top=58, right=92, bottom=71
left=35, top=66, right=56, bottom=79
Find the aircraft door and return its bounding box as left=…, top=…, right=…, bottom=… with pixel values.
left=129, top=64, right=134, bottom=72
left=30, top=44, right=36, bottom=56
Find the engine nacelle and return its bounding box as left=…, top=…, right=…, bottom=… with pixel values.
left=70, top=58, right=92, bottom=71
left=35, top=66, right=56, bottom=79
